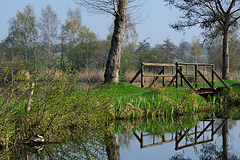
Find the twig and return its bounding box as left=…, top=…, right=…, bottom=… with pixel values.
left=42, top=112, right=58, bottom=136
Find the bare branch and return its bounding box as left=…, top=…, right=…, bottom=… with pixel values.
left=216, top=0, right=226, bottom=13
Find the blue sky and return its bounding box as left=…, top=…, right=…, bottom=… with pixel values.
left=1, top=0, right=202, bottom=46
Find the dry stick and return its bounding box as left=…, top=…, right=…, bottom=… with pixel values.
left=25, top=83, right=35, bottom=113
left=42, top=112, right=58, bottom=136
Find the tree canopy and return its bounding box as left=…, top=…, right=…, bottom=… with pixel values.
left=164, top=0, right=240, bottom=79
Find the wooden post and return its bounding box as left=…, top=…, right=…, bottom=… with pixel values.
left=186, top=65, right=188, bottom=85
left=195, top=125, right=197, bottom=144
left=211, top=120, right=214, bottom=139
left=141, top=62, right=144, bottom=88
left=203, top=66, right=205, bottom=87
left=175, top=132, right=178, bottom=150
left=180, top=66, right=183, bottom=87
left=195, top=64, right=198, bottom=89
left=186, top=65, right=188, bottom=77
left=211, top=65, right=214, bottom=88
left=154, top=67, right=156, bottom=87
left=162, top=134, right=165, bottom=142
left=172, top=66, right=174, bottom=86
left=141, top=132, right=144, bottom=148
left=176, top=62, right=179, bottom=88
left=163, top=66, right=165, bottom=87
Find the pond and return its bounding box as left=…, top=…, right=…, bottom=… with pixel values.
left=120, top=119, right=240, bottom=160
left=2, top=118, right=240, bottom=160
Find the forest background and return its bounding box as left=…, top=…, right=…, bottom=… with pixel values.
left=1, top=1, right=240, bottom=83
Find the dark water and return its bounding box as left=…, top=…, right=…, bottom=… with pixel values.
left=2, top=118, right=240, bottom=160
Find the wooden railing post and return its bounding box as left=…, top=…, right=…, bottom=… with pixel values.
left=203, top=66, right=205, bottom=87
left=180, top=66, right=183, bottom=87
left=195, top=64, right=198, bottom=89
left=141, top=62, right=144, bottom=88
left=163, top=66, right=165, bottom=87
left=195, top=125, right=197, bottom=144
left=172, top=66, right=174, bottom=86
left=211, top=65, right=214, bottom=88
left=176, top=62, right=179, bottom=88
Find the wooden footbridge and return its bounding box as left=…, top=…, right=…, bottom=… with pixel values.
left=130, top=62, right=229, bottom=95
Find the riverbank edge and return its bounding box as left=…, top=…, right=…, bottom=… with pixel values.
left=0, top=80, right=239, bottom=149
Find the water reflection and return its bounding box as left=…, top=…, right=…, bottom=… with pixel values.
left=2, top=131, right=109, bottom=160
left=1, top=118, right=240, bottom=159
left=133, top=119, right=217, bottom=150
left=131, top=118, right=240, bottom=160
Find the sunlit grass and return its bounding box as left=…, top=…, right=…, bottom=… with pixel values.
left=95, top=82, right=210, bottom=119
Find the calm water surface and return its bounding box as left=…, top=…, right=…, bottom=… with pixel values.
left=120, top=119, right=240, bottom=160
left=4, top=118, right=240, bottom=160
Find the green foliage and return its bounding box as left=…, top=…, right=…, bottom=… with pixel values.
left=204, top=80, right=240, bottom=118
left=7, top=5, right=37, bottom=62
left=67, top=26, right=98, bottom=70
left=0, top=68, right=113, bottom=147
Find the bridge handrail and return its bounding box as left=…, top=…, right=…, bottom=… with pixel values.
left=142, top=62, right=175, bottom=67
left=178, top=62, right=214, bottom=67
left=142, top=62, right=214, bottom=67
left=130, top=62, right=229, bottom=92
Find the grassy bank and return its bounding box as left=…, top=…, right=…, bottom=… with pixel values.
left=0, top=76, right=240, bottom=149
left=212, top=80, right=240, bottom=117
left=96, top=82, right=211, bottom=119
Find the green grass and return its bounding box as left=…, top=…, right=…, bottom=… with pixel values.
left=111, top=114, right=207, bottom=135
left=95, top=82, right=210, bottom=119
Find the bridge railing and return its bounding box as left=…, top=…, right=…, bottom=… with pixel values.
left=130, top=62, right=229, bottom=91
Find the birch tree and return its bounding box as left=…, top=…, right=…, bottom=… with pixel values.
left=191, top=36, right=202, bottom=63
left=38, top=4, right=59, bottom=67
left=8, top=5, right=37, bottom=62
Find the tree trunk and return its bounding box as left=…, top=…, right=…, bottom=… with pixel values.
left=222, top=119, right=229, bottom=160
left=104, top=0, right=127, bottom=83
left=222, top=30, right=230, bottom=79
left=105, top=134, right=120, bottom=160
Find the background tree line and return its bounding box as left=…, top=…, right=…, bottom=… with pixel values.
left=0, top=4, right=240, bottom=82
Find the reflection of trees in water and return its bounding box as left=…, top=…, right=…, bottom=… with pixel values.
left=199, top=143, right=239, bottom=160
left=169, top=152, right=191, bottom=160
left=3, top=131, right=108, bottom=160
left=200, top=119, right=240, bottom=160
left=213, top=119, right=237, bottom=136
left=119, top=133, right=134, bottom=149
left=105, top=134, right=120, bottom=160
left=170, top=119, right=240, bottom=160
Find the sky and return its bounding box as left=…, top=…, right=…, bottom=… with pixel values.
left=0, top=0, right=202, bottom=46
